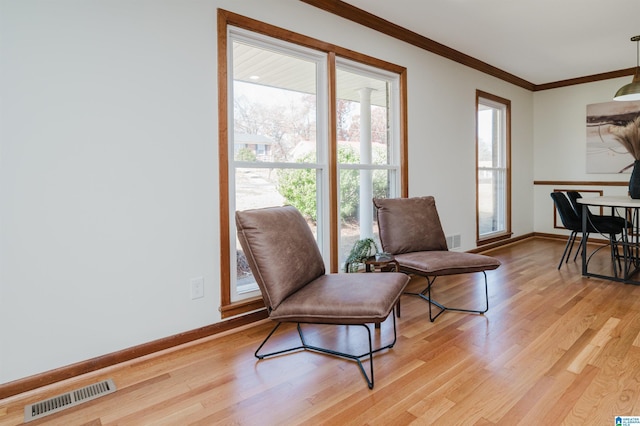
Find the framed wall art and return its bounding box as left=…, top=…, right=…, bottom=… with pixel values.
left=586, top=100, right=640, bottom=173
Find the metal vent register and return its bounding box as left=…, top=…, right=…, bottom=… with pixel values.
left=446, top=234, right=461, bottom=250
left=24, top=379, right=116, bottom=422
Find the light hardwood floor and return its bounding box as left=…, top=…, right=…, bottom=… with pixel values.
left=2, top=237, right=640, bottom=425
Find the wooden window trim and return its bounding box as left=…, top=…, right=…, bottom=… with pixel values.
left=217, top=9, right=408, bottom=318
left=476, top=90, right=511, bottom=246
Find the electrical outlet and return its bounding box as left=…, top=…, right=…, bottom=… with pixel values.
left=190, top=277, right=204, bottom=300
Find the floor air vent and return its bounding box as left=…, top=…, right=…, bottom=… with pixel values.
left=24, top=378, right=116, bottom=423
left=446, top=234, right=461, bottom=250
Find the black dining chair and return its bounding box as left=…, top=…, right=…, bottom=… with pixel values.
left=550, top=192, right=624, bottom=270
left=566, top=191, right=629, bottom=235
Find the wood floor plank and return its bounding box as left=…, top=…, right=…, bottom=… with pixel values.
left=537, top=365, right=599, bottom=424
left=4, top=238, right=640, bottom=425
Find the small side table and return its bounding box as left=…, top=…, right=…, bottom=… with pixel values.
left=364, top=254, right=399, bottom=273
left=364, top=254, right=402, bottom=320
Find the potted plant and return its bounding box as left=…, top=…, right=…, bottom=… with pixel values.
left=611, top=116, right=640, bottom=198
left=345, top=238, right=379, bottom=272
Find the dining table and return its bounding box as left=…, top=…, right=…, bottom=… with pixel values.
left=577, top=195, right=640, bottom=285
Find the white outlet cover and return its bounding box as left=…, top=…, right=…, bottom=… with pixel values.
left=190, top=277, right=204, bottom=299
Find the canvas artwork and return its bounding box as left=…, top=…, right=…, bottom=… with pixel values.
left=586, top=100, right=640, bottom=173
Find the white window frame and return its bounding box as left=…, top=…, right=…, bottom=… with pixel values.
left=335, top=58, right=401, bottom=263
left=227, top=27, right=329, bottom=301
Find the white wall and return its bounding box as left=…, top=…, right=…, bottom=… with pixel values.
left=401, top=52, right=535, bottom=245
left=0, top=0, right=534, bottom=384
left=533, top=77, right=632, bottom=235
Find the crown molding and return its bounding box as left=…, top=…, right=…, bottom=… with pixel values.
left=300, top=0, right=636, bottom=91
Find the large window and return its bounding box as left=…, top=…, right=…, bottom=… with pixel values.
left=335, top=60, right=401, bottom=266
left=218, top=10, right=407, bottom=318
left=476, top=91, right=511, bottom=244
left=230, top=30, right=328, bottom=299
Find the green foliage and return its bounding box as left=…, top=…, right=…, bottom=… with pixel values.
left=345, top=238, right=379, bottom=272
left=236, top=147, right=257, bottom=162
left=277, top=144, right=389, bottom=223
left=277, top=160, right=318, bottom=221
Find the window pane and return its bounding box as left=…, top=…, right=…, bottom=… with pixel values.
left=235, top=168, right=286, bottom=212
left=478, top=169, right=506, bottom=235
left=233, top=41, right=317, bottom=163
left=478, top=109, right=495, bottom=166
left=336, top=68, right=390, bottom=165
left=338, top=168, right=391, bottom=268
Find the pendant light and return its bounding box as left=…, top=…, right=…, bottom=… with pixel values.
left=614, top=35, right=640, bottom=101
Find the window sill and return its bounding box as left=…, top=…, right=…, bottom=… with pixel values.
left=220, top=297, right=265, bottom=319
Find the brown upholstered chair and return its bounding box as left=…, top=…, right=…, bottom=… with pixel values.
left=236, top=205, right=409, bottom=389
left=373, top=196, right=501, bottom=322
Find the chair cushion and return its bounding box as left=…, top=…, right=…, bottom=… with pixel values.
left=236, top=206, right=326, bottom=311
left=394, top=251, right=501, bottom=276
left=374, top=196, right=448, bottom=254
left=269, top=272, right=410, bottom=324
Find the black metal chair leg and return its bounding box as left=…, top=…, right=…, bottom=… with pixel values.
left=255, top=323, right=305, bottom=359
left=407, top=272, right=490, bottom=322
left=565, top=232, right=577, bottom=264
left=573, top=233, right=589, bottom=262
left=559, top=231, right=577, bottom=269
left=254, top=315, right=398, bottom=389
